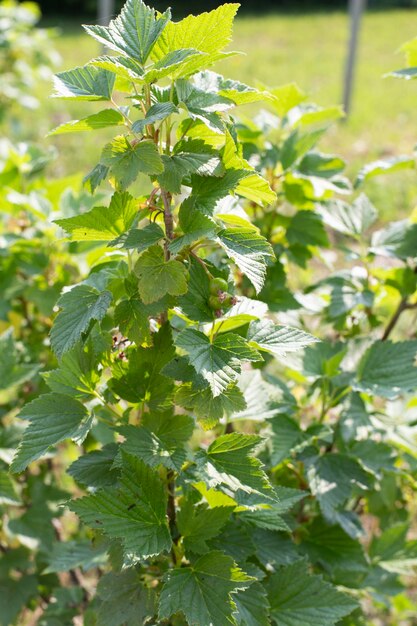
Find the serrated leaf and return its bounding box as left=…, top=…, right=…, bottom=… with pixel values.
left=177, top=257, right=214, bottom=322
left=0, top=329, right=39, bottom=392
left=355, top=155, right=415, bottom=187
left=101, top=136, right=163, bottom=189
left=52, top=65, right=115, bottom=100
left=286, top=210, right=329, bottom=248
left=151, top=4, right=240, bottom=77
left=176, top=78, right=234, bottom=133
left=267, top=560, right=357, bottom=626
left=159, top=550, right=252, bottom=626
left=0, top=577, right=37, bottom=626
left=43, top=340, right=101, bottom=399
left=302, top=520, right=368, bottom=574
left=235, top=172, right=276, bottom=207
left=218, top=228, right=274, bottom=293
left=234, top=581, right=270, bottom=626
left=11, top=393, right=90, bottom=473
left=83, top=163, right=109, bottom=193
left=184, top=169, right=248, bottom=216
left=195, top=433, right=273, bottom=497
left=84, top=0, right=171, bottom=64
left=355, top=340, right=417, bottom=398
left=318, top=194, right=378, bottom=237
left=270, top=82, right=306, bottom=117
left=247, top=319, right=317, bottom=357
left=49, top=108, right=124, bottom=135
left=117, top=222, right=164, bottom=250
left=50, top=285, right=112, bottom=358
left=175, top=328, right=261, bottom=397
left=44, top=541, right=108, bottom=574
left=134, top=245, right=188, bottom=304
left=177, top=502, right=234, bottom=554
left=369, top=523, right=417, bottom=575
left=55, top=191, right=137, bottom=242
left=132, top=101, right=178, bottom=133
left=96, top=569, right=157, bottom=626
left=118, top=412, right=194, bottom=471
left=114, top=291, right=168, bottom=346
left=175, top=382, right=246, bottom=430
left=307, top=454, right=371, bottom=537
left=158, top=147, right=224, bottom=194
left=194, top=70, right=273, bottom=107
left=68, top=444, right=119, bottom=489
left=371, top=220, right=417, bottom=260
left=169, top=203, right=216, bottom=254
left=0, top=471, right=20, bottom=505
left=71, top=454, right=171, bottom=559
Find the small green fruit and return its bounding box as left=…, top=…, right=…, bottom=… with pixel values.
left=208, top=295, right=224, bottom=310
left=209, top=277, right=228, bottom=295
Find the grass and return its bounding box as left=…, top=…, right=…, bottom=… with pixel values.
left=32, top=8, right=417, bottom=218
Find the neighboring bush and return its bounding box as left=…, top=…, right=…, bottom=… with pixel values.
left=1, top=1, right=417, bottom=625
left=0, top=0, right=60, bottom=125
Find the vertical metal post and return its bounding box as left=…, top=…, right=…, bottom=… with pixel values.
left=97, top=0, right=114, bottom=26
left=343, top=0, right=366, bottom=116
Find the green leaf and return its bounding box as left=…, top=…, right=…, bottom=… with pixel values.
left=11, top=393, right=90, bottom=473
left=52, top=65, right=115, bottom=100
left=83, top=163, right=109, bottom=193
left=176, top=79, right=233, bottom=133
left=68, top=444, right=119, bottom=489
left=0, top=471, right=20, bottom=505
left=177, top=502, right=234, bottom=554
left=43, top=340, right=101, bottom=399
left=101, top=136, right=163, bottom=189
left=84, top=0, right=171, bottom=64
left=132, top=101, right=178, bottom=133
left=114, top=290, right=168, bottom=346
left=71, top=454, right=171, bottom=559
left=247, top=319, right=317, bottom=357
left=55, top=191, right=137, bottom=242
left=267, top=560, right=357, bottom=626
left=194, top=70, right=273, bottom=107
left=218, top=228, right=274, bottom=293
left=370, top=523, right=417, bottom=575
left=159, top=551, right=252, bottom=626
left=0, top=329, right=39, bottom=392
left=371, top=220, right=417, bottom=260
left=91, top=54, right=145, bottom=82
left=49, top=108, right=124, bottom=135
left=318, top=194, right=377, bottom=237
left=234, top=581, right=270, bottom=626
left=235, top=172, right=276, bottom=207
left=44, top=540, right=108, bottom=574
left=175, top=328, right=261, bottom=397
left=355, top=340, right=417, bottom=398
left=195, top=433, right=273, bottom=497
left=388, top=67, right=417, bottom=79
left=95, top=569, right=156, bottom=626
left=355, top=155, right=415, bottom=187
left=286, top=210, right=329, bottom=248
left=169, top=203, right=216, bottom=254
left=118, top=222, right=164, bottom=251
left=307, top=454, right=371, bottom=537
left=176, top=382, right=246, bottom=430
left=151, top=4, right=240, bottom=77
left=118, top=412, right=194, bottom=471
left=183, top=169, right=248, bottom=216
left=158, top=144, right=224, bottom=194
left=134, top=245, right=188, bottom=304
left=270, top=82, right=306, bottom=117
left=0, top=577, right=37, bottom=626
left=302, top=519, right=368, bottom=574
left=50, top=285, right=112, bottom=358
left=145, top=48, right=204, bottom=83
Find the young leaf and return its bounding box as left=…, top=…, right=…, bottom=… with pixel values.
left=177, top=502, right=234, bottom=554
left=355, top=340, right=417, bottom=398
left=355, top=155, right=414, bottom=187
left=71, top=455, right=171, bottom=559
left=101, top=136, right=163, bottom=189
left=52, top=65, right=115, bottom=100
left=11, top=394, right=90, bottom=473
left=218, top=228, right=274, bottom=293
left=132, top=101, right=178, bottom=134
left=134, top=245, right=188, bottom=304
left=159, top=551, right=252, bottom=626
left=151, top=4, right=240, bottom=77
left=318, top=194, right=378, bottom=237
left=195, top=433, right=273, bottom=497
left=267, top=560, right=357, bottom=626
left=48, top=109, right=124, bottom=135
left=175, top=328, right=261, bottom=397
left=234, top=582, right=270, bottom=626
left=118, top=412, right=194, bottom=471
left=247, top=319, right=318, bottom=357
left=83, top=0, right=171, bottom=64
left=55, top=191, right=137, bottom=242
left=50, top=285, right=112, bottom=358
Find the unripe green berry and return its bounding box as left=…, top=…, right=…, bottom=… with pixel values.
left=209, top=277, right=228, bottom=295
left=208, top=295, right=224, bottom=310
